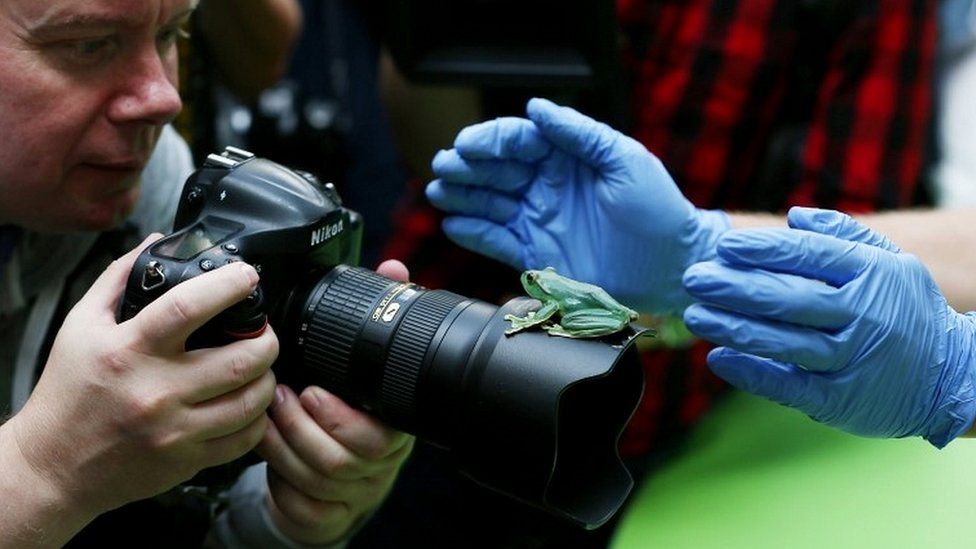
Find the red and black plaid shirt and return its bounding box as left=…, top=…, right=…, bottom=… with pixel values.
left=383, top=0, right=937, bottom=459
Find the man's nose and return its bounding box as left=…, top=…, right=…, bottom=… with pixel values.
left=107, top=47, right=183, bottom=126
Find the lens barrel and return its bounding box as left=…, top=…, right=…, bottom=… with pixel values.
left=287, top=265, right=470, bottom=433
left=278, top=265, right=645, bottom=529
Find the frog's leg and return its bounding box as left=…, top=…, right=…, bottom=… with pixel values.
left=544, top=309, right=632, bottom=338
left=588, top=288, right=640, bottom=321
left=504, top=301, right=559, bottom=335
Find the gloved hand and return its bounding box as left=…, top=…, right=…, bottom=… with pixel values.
left=426, top=98, right=729, bottom=314
left=682, top=207, right=976, bottom=447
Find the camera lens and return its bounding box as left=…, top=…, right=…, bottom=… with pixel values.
left=273, top=265, right=645, bottom=529
left=280, top=265, right=471, bottom=435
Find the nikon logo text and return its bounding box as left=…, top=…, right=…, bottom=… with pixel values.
left=311, top=220, right=343, bottom=246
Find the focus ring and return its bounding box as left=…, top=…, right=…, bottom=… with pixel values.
left=381, top=290, right=465, bottom=426
left=302, top=267, right=393, bottom=391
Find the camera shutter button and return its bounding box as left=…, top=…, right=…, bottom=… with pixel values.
left=223, top=287, right=267, bottom=339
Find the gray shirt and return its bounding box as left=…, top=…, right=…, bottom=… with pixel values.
left=0, top=127, right=338, bottom=547
left=0, top=125, right=186, bottom=414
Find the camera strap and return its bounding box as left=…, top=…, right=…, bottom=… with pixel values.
left=9, top=231, right=98, bottom=412
left=11, top=277, right=65, bottom=412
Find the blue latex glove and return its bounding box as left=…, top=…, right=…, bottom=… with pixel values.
left=426, top=98, right=729, bottom=314
left=682, top=207, right=976, bottom=447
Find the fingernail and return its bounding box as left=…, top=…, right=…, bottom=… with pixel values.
left=683, top=305, right=720, bottom=334
left=682, top=263, right=706, bottom=286
left=682, top=263, right=719, bottom=293
left=425, top=180, right=442, bottom=201
left=300, top=386, right=326, bottom=412
left=719, top=229, right=751, bottom=247
left=682, top=304, right=706, bottom=327
left=809, top=208, right=836, bottom=223
left=456, top=126, right=476, bottom=145
left=718, top=229, right=778, bottom=258
left=274, top=386, right=286, bottom=407
left=240, top=263, right=259, bottom=285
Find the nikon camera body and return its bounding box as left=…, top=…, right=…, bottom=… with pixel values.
left=119, top=147, right=360, bottom=350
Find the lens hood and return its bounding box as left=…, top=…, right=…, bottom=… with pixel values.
left=424, top=297, right=646, bottom=529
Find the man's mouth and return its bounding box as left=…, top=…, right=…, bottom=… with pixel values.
left=82, top=160, right=145, bottom=172
left=75, top=160, right=146, bottom=198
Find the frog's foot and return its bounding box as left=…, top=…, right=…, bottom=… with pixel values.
left=505, top=302, right=559, bottom=335
left=505, top=314, right=540, bottom=335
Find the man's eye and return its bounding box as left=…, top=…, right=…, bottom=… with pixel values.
left=74, top=38, right=111, bottom=56
left=54, top=37, right=117, bottom=66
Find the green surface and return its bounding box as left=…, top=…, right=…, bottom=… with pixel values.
left=612, top=391, right=976, bottom=549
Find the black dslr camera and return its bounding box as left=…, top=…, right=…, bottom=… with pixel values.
left=119, top=147, right=645, bottom=529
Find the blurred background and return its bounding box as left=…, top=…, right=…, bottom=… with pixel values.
left=179, top=1, right=976, bottom=547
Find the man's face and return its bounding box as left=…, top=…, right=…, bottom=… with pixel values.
left=0, top=0, right=194, bottom=232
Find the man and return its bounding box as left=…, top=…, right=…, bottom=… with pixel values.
left=0, top=0, right=411, bottom=546
left=427, top=97, right=976, bottom=448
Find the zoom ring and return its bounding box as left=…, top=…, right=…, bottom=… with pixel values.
left=303, top=267, right=394, bottom=391
left=381, top=290, right=465, bottom=426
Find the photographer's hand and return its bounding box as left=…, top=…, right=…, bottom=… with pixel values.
left=256, top=260, right=414, bottom=545
left=0, top=235, right=278, bottom=547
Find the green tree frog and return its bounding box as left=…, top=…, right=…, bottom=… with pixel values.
left=505, top=267, right=639, bottom=338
